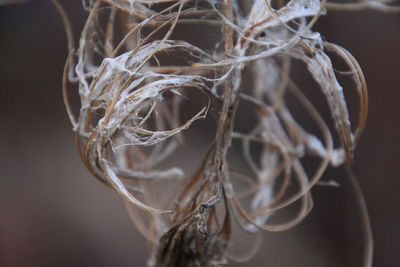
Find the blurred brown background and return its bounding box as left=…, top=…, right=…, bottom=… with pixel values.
left=0, top=1, right=399, bottom=266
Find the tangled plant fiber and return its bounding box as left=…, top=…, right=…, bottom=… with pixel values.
left=53, top=0, right=399, bottom=266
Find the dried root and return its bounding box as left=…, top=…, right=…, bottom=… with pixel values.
left=54, top=0, right=393, bottom=265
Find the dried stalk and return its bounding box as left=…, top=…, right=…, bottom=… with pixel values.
left=53, top=0, right=398, bottom=265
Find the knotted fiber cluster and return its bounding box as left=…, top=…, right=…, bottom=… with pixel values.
left=55, top=0, right=396, bottom=265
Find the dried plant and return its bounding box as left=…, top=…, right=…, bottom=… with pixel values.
left=52, top=0, right=399, bottom=266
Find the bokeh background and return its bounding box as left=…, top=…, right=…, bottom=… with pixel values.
left=0, top=1, right=399, bottom=266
